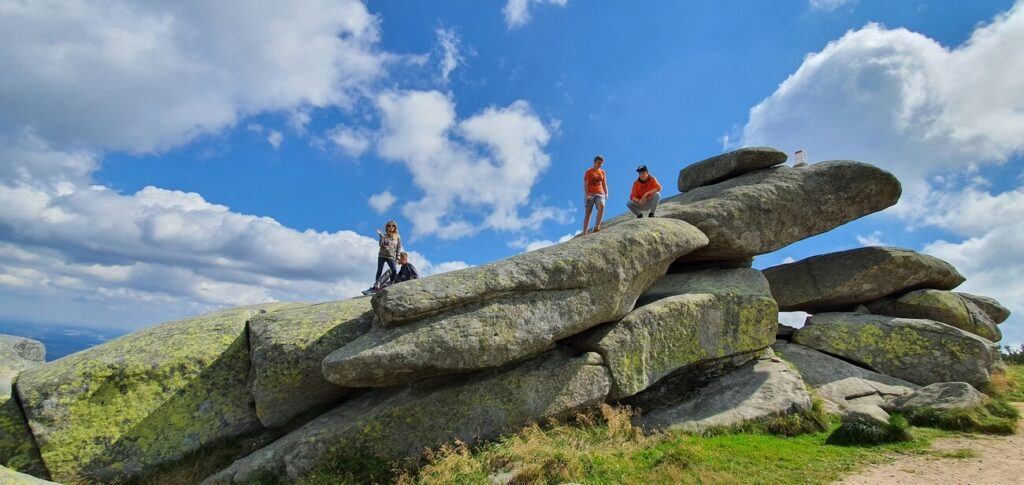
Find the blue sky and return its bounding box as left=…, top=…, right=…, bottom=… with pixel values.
left=0, top=0, right=1022, bottom=347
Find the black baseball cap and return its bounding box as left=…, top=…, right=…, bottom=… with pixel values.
left=636, top=164, right=648, bottom=172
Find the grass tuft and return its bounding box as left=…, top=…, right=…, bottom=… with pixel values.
left=700, top=399, right=831, bottom=437
left=826, top=415, right=914, bottom=446
left=903, top=400, right=1019, bottom=435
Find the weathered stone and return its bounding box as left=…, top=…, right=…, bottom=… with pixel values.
left=677, top=147, right=787, bottom=192
left=776, top=324, right=797, bottom=341
left=866, top=289, right=1001, bottom=341
left=16, top=303, right=295, bottom=483
left=842, top=404, right=890, bottom=427
left=764, top=247, right=965, bottom=313
left=609, top=161, right=901, bottom=261
left=205, top=348, right=610, bottom=484
left=323, top=219, right=708, bottom=388
left=792, top=313, right=1000, bottom=387
left=957, top=292, right=1011, bottom=324
left=620, top=351, right=762, bottom=411
left=0, top=465, right=60, bottom=485
left=571, top=269, right=778, bottom=400
left=884, top=382, right=988, bottom=413
left=637, top=349, right=812, bottom=433
left=667, top=257, right=753, bottom=273
left=0, top=335, right=46, bottom=476
left=248, top=299, right=372, bottom=428
left=771, top=340, right=917, bottom=411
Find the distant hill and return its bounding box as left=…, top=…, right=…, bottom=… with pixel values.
left=0, top=321, right=126, bottom=361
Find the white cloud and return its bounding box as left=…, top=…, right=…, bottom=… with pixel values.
left=0, top=0, right=389, bottom=154
left=288, top=110, right=312, bottom=134
left=856, top=230, right=886, bottom=247
left=329, top=125, right=372, bottom=157
left=267, top=130, right=283, bottom=149
left=509, top=231, right=578, bottom=252
left=503, top=0, right=569, bottom=30
left=435, top=27, right=464, bottom=83
left=375, top=90, right=564, bottom=239
left=368, top=190, right=397, bottom=214
left=809, top=0, right=858, bottom=12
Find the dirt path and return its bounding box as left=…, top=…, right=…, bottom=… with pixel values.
left=837, top=403, right=1024, bottom=485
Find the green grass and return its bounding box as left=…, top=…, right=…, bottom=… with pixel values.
left=826, top=415, right=914, bottom=446
left=1002, top=365, right=1024, bottom=402
left=903, top=399, right=1020, bottom=435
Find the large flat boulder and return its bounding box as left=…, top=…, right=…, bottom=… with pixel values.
left=792, top=313, right=1000, bottom=387
left=323, top=219, right=708, bottom=388
left=637, top=349, right=812, bottom=433
left=884, top=382, right=988, bottom=413
left=248, top=299, right=372, bottom=428
left=771, top=340, right=916, bottom=412
left=571, top=269, right=778, bottom=400
left=0, top=335, right=46, bottom=476
left=957, top=292, right=1011, bottom=324
left=764, top=247, right=965, bottom=313
left=677, top=147, right=787, bottom=192
left=608, top=161, right=901, bottom=261
left=866, top=289, right=1001, bottom=341
left=205, top=348, right=610, bottom=484
left=0, top=465, right=60, bottom=485
left=16, top=304, right=295, bottom=483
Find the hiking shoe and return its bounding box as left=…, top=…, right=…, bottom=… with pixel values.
left=648, top=212, right=656, bottom=217
left=636, top=214, right=643, bottom=218
left=361, top=287, right=377, bottom=296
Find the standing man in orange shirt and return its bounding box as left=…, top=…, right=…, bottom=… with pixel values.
left=582, top=155, right=608, bottom=235
left=628, top=164, right=661, bottom=218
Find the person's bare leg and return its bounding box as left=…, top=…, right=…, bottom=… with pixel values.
left=582, top=205, right=593, bottom=235
left=594, top=202, right=605, bottom=231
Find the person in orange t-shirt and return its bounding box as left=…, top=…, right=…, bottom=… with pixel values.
left=628, top=164, right=661, bottom=218
left=582, top=155, right=608, bottom=235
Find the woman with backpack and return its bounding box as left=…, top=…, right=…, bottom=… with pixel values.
left=362, top=220, right=402, bottom=296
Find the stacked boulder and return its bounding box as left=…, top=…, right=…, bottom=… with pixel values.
left=0, top=146, right=1011, bottom=485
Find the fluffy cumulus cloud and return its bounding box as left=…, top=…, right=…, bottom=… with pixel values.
left=0, top=0, right=389, bottom=154
left=508, top=232, right=578, bottom=252
left=329, top=125, right=373, bottom=157
left=740, top=2, right=1024, bottom=345
left=368, top=190, right=397, bottom=214
left=375, top=90, right=563, bottom=239
left=502, top=0, right=568, bottom=30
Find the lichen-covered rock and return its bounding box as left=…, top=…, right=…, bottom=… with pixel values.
left=16, top=303, right=296, bottom=483
left=1, top=335, right=46, bottom=476
left=957, top=292, right=1011, bottom=324
left=323, top=219, right=708, bottom=388
left=792, top=313, right=1000, bottom=387
left=677, top=146, right=787, bottom=192
left=772, top=340, right=916, bottom=412
left=764, top=247, right=965, bottom=313
left=571, top=269, right=778, bottom=400
left=842, top=404, right=890, bottom=427
left=205, top=348, right=611, bottom=484
left=884, top=382, right=988, bottom=413
left=248, top=299, right=372, bottom=428
left=609, top=161, right=901, bottom=261
left=866, top=289, right=1001, bottom=341
left=637, top=349, right=812, bottom=433
left=0, top=464, right=60, bottom=485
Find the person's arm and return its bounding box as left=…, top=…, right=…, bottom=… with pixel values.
left=643, top=177, right=662, bottom=199
left=630, top=181, right=640, bottom=202
left=409, top=264, right=419, bottom=280
left=583, top=171, right=590, bottom=196
left=397, top=237, right=403, bottom=256
left=602, top=172, right=608, bottom=197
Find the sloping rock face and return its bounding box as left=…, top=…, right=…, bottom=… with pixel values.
left=0, top=335, right=46, bottom=475
left=885, top=382, right=988, bottom=413
left=16, top=304, right=294, bottom=483
left=677, top=147, right=787, bottom=192
left=957, top=292, right=1011, bottom=324
left=571, top=269, right=777, bottom=400
left=611, top=161, right=901, bottom=261
left=323, top=219, right=708, bottom=388
left=866, top=289, right=1001, bottom=342
left=772, top=340, right=916, bottom=412
left=764, top=247, right=965, bottom=313
left=637, top=349, right=812, bottom=433
left=793, top=313, right=1000, bottom=387
left=248, top=299, right=372, bottom=428
left=205, top=348, right=610, bottom=484
left=0, top=465, right=59, bottom=485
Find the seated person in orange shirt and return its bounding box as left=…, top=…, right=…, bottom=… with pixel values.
left=627, top=164, right=661, bottom=218
left=582, top=155, right=608, bottom=235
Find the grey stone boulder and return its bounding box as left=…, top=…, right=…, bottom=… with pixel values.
left=610, top=161, right=901, bottom=261
left=772, top=340, right=916, bottom=411
left=16, top=303, right=297, bottom=483
left=957, top=292, right=1011, bottom=324
left=1, top=335, right=46, bottom=476
left=637, top=349, right=812, bottom=433
left=204, top=348, right=610, bottom=484
left=323, top=219, right=708, bottom=388
left=842, top=404, right=891, bottom=427
left=764, top=247, right=965, bottom=313
left=0, top=465, right=60, bottom=485
left=866, top=289, right=1000, bottom=341
left=248, top=299, right=372, bottom=428
left=792, top=313, right=1000, bottom=387
left=884, top=382, right=988, bottom=413
left=571, top=269, right=778, bottom=400
left=677, top=147, right=787, bottom=192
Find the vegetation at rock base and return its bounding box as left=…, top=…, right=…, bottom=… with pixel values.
left=826, top=415, right=914, bottom=446
left=902, top=400, right=1019, bottom=435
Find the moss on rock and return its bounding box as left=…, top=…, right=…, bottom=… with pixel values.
left=0, top=335, right=47, bottom=476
